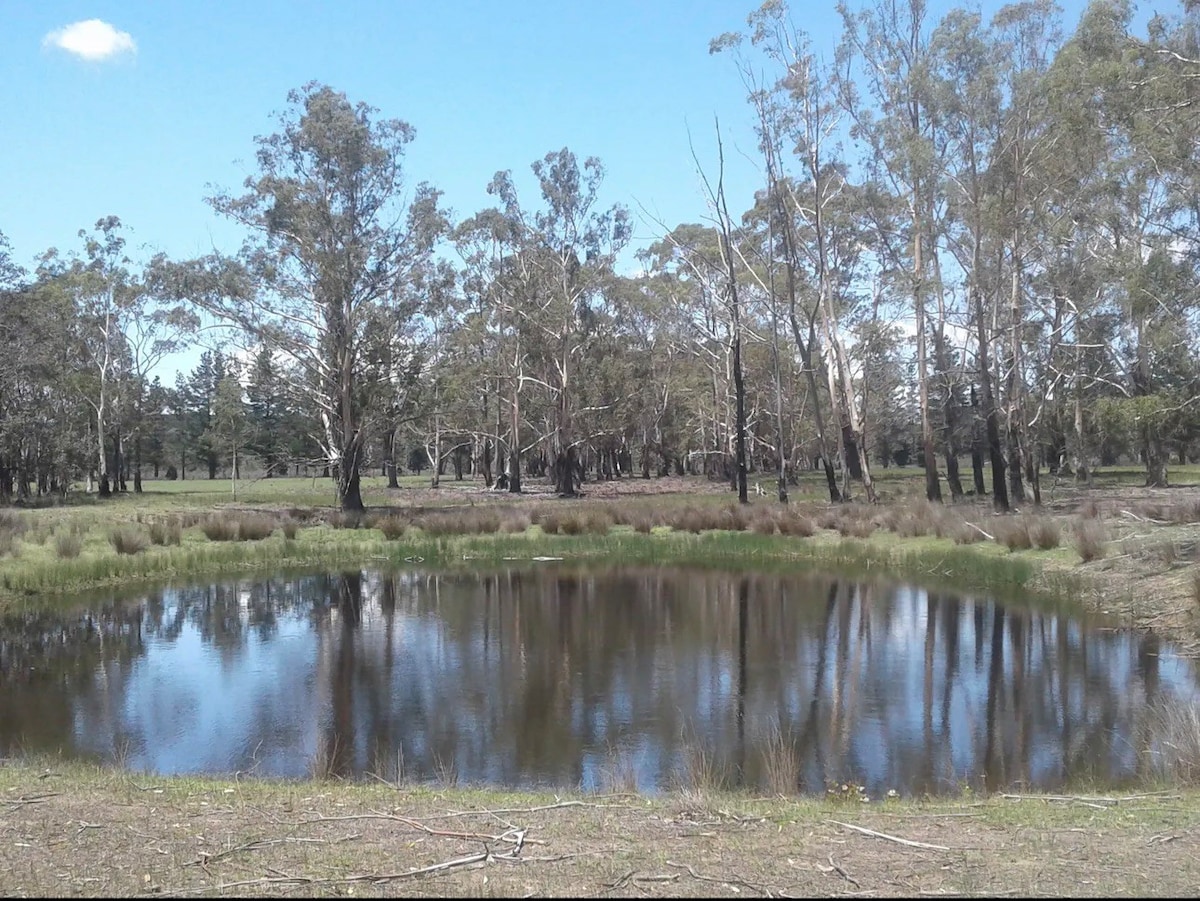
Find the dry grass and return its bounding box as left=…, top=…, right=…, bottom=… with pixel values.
left=596, top=746, right=640, bottom=794
left=53, top=531, right=82, bottom=559
left=1148, top=700, right=1200, bottom=784
left=1028, top=516, right=1061, bottom=550
left=280, top=518, right=300, bottom=540
left=201, top=516, right=238, bottom=542
left=375, top=515, right=407, bottom=540
left=760, top=722, right=800, bottom=796
left=108, top=527, right=148, bottom=556
left=148, top=518, right=183, bottom=546
left=498, top=512, right=531, bottom=534
left=995, top=517, right=1033, bottom=552
left=1074, top=518, right=1108, bottom=562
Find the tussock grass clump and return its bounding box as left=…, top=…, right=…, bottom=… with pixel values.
left=995, top=517, right=1032, bottom=551
left=674, top=506, right=710, bottom=534
left=1073, top=518, right=1108, bottom=562
left=580, top=509, right=614, bottom=535
left=1079, top=496, right=1101, bottom=519
left=1028, top=516, right=1061, bottom=550
left=838, top=518, right=875, bottom=539
left=148, top=518, right=183, bottom=547
left=630, top=514, right=654, bottom=534
left=596, top=746, right=640, bottom=795
left=498, top=512, right=531, bottom=534
left=896, top=502, right=939, bottom=538
left=54, top=531, right=83, bottom=559
left=951, top=521, right=987, bottom=545
left=235, top=514, right=277, bottom=541
left=816, top=509, right=842, bottom=531
left=201, top=517, right=239, bottom=542
left=716, top=505, right=751, bottom=532
left=1153, top=539, right=1181, bottom=566
left=558, top=513, right=584, bottom=536
left=750, top=513, right=779, bottom=535
left=376, top=516, right=407, bottom=540
left=777, top=510, right=816, bottom=537
left=760, top=722, right=800, bottom=797
left=108, top=527, right=148, bottom=556
left=539, top=513, right=561, bottom=535
left=280, top=518, right=299, bottom=540
left=674, top=741, right=730, bottom=796
left=1147, top=700, right=1200, bottom=785
left=0, top=510, right=28, bottom=557
left=413, top=513, right=457, bottom=537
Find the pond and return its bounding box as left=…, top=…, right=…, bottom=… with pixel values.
left=1, top=566, right=1196, bottom=797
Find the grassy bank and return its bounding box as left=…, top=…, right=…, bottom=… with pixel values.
left=1, top=758, right=1198, bottom=897
left=1, top=472, right=1199, bottom=649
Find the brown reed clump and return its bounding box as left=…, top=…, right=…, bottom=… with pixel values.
left=235, top=514, right=277, bottom=541
left=1073, top=518, right=1108, bottom=563
left=499, top=512, right=532, bottom=534
left=1028, top=516, right=1061, bottom=550
left=149, top=518, right=183, bottom=546
left=280, top=518, right=300, bottom=540
left=109, top=527, right=148, bottom=555
left=777, top=511, right=816, bottom=537
left=376, top=516, right=407, bottom=540
left=995, top=517, right=1032, bottom=552
left=54, top=531, right=83, bottom=559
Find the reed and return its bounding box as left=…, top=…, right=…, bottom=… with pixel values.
left=108, top=527, right=148, bottom=556
left=1073, top=518, right=1108, bottom=563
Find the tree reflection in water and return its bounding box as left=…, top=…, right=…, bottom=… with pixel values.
left=1, top=566, right=1196, bottom=796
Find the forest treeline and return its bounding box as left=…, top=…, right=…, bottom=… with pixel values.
left=1, top=0, right=1198, bottom=511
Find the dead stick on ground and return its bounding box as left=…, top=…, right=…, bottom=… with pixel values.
left=966, top=522, right=995, bottom=541
left=827, top=820, right=950, bottom=852
left=667, top=860, right=776, bottom=897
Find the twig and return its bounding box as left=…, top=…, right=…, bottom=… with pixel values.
left=2, top=793, right=59, bottom=809
left=184, top=836, right=342, bottom=867
left=826, top=853, right=860, bottom=888
left=826, top=820, right=950, bottom=852
left=999, top=792, right=1176, bottom=805
left=302, top=811, right=537, bottom=845
left=667, top=860, right=776, bottom=897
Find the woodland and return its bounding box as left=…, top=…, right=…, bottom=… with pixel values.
left=2, top=0, right=1198, bottom=513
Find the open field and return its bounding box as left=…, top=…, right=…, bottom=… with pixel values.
left=2, top=759, right=1199, bottom=898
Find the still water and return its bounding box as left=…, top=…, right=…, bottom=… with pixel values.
left=1, top=567, right=1195, bottom=796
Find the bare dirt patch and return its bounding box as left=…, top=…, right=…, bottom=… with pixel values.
left=2, top=765, right=1198, bottom=898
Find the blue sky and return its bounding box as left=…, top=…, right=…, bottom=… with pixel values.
left=2, top=0, right=1133, bottom=280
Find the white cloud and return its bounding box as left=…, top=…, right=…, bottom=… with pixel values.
left=43, top=19, right=137, bottom=62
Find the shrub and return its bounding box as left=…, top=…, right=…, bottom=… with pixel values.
left=109, top=527, right=148, bottom=556
left=164, top=465, right=178, bottom=480
left=1073, top=518, right=1107, bottom=563
left=54, top=532, right=83, bottom=559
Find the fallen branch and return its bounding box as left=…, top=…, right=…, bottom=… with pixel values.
left=826, top=820, right=950, bottom=852
left=1, top=793, right=59, bottom=809
left=965, top=522, right=995, bottom=541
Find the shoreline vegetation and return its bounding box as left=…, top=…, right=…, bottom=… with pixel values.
left=2, top=470, right=1198, bottom=651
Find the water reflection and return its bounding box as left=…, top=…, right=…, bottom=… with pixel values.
left=1, top=567, right=1195, bottom=796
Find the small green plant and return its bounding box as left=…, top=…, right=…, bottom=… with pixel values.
left=108, top=527, right=148, bottom=556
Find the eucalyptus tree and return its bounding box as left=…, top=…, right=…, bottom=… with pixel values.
left=838, top=0, right=943, bottom=502
left=37, top=217, right=141, bottom=497
left=721, top=5, right=882, bottom=502
left=928, top=8, right=1010, bottom=510
left=162, top=83, right=447, bottom=511
left=482, top=151, right=630, bottom=497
